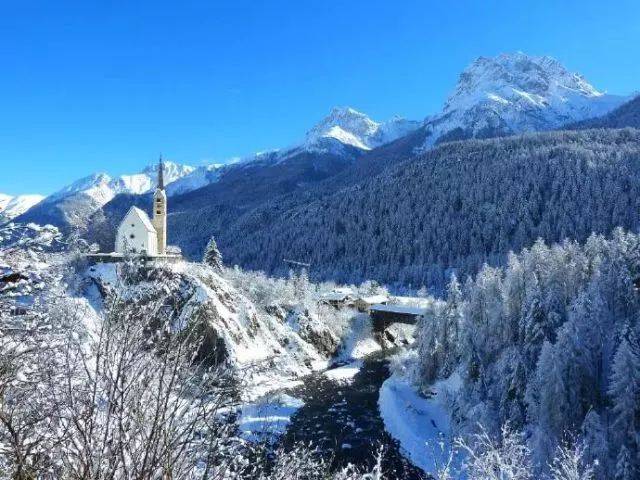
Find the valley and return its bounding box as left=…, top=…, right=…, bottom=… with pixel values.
left=3, top=50, right=640, bottom=479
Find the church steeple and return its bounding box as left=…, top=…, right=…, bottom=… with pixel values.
left=152, top=155, right=167, bottom=255
left=158, top=155, right=165, bottom=190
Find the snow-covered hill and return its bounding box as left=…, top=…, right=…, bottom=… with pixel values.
left=421, top=52, right=629, bottom=147
left=0, top=193, right=44, bottom=220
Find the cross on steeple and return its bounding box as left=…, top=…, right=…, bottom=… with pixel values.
left=158, top=155, right=165, bottom=190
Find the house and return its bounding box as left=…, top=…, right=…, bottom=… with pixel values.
left=355, top=294, right=389, bottom=312
left=319, top=291, right=355, bottom=308
left=369, top=304, right=426, bottom=332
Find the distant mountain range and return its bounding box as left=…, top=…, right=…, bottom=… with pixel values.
left=0, top=194, right=44, bottom=222
left=8, top=52, right=640, bottom=287
left=15, top=161, right=194, bottom=227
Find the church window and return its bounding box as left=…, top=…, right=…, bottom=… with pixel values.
left=156, top=210, right=161, bottom=214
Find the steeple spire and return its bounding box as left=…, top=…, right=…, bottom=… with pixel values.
left=158, top=155, right=165, bottom=190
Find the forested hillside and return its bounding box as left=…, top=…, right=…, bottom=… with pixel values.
left=221, top=129, right=640, bottom=290
left=415, top=229, right=640, bottom=478
left=85, top=127, right=427, bottom=257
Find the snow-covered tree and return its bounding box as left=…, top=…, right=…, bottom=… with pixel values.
left=549, top=441, right=594, bottom=480
left=203, top=235, right=224, bottom=271
left=614, top=445, right=635, bottom=480
left=609, top=328, right=640, bottom=440
left=579, top=410, right=609, bottom=480
left=457, top=424, right=533, bottom=480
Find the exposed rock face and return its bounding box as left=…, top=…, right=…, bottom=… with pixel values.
left=286, top=309, right=341, bottom=357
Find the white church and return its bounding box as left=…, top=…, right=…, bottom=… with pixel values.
left=90, top=158, right=179, bottom=262
left=115, top=157, right=168, bottom=256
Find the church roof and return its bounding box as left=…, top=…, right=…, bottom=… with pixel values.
left=122, top=206, right=156, bottom=233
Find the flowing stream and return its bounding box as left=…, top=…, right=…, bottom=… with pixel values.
left=279, top=350, right=426, bottom=479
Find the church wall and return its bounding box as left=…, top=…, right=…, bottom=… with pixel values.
left=115, top=212, right=158, bottom=256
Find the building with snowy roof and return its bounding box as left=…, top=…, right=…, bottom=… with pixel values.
left=115, top=206, right=159, bottom=255
left=369, top=303, right=426, bottom=332
left=89, top=158, right=180, bottom=263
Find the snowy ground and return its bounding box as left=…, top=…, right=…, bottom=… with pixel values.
left=323, top=360, right=363, bottom=384
left=334, top=313, right=381, bottom=362
left=237, top=393, right=306, bottom=443
left=378, top=372, right=463, bottom=476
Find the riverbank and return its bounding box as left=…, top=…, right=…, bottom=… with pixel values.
left=379, top=371, right=463, bottom=476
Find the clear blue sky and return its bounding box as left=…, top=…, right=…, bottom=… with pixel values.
left=1, top=0, right=639, bottom=195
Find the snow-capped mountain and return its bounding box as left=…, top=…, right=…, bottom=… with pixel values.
left=47, top=161, right=194, bottom=206
left=302, top=107, right=421, bottom=152
left=0, top=193, right=45, bottom=220
left=161, top=108, right=419, bottom=196
left=421, top=52, right=629, bottom=147
left=166, top=163, right=225, bottom=196
left=16, top=161, right=194, bottom=227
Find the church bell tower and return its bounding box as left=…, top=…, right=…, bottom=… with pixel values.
left=152, top=156, right=167, bottom=255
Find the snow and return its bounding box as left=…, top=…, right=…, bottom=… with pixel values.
left=0, top=194, right=45, bottom=219
left=237, top=393, right=305, bottom=442
left=323, top=361, right=363, bottom=383
left=302, top=106, right=420, bottom=152
left=90, top=262, right=336, bottom=403
left=421, top=52, right=630, bottom=148
left=87, top=263, right=118, bottom=286
left=166, top=164, right=224, bottom=196
left=335, top=314, right=381, bottom=361
left=357, top=294, right=389, bottom=305
left=378, top=372, right=463, bottom=475
left=320, top=292, right=353, bottom=302
left=43, top=161, right=194, bottom=208
left=392, top=296, right=433, bottom=308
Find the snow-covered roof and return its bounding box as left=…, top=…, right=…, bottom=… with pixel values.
left=121, top=206, right=156, bottom=233
left=392, top=296, right=432, bottom=308
left=370, top=304, right=426, bottom=316
left=357, top=295, right=389, bottom=304
left=320, top=292, right=353, bottom=302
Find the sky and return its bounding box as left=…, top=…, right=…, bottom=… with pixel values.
left=1, top=0, right=639, bottom=196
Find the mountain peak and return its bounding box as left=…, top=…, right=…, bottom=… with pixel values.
left=422, top=52, right=628, bottom=147
left=447, top=52, right=603, bottom=112
left=303, top=107, right=419, bottom=151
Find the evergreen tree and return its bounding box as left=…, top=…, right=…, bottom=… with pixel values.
left=203, top=236, right=223, bottom=271
left=580, top=410, right=608, bottom=480
left=615, top=445, right=635, bottom=480
left=608, top=328, right=640, bottom=448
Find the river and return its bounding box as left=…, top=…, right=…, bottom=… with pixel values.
left=279, top=350, right=426, bottom=479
